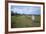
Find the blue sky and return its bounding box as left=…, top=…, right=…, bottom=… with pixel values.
left=11, top=5, right=41, bottom=15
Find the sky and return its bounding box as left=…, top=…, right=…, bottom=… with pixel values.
left=11, top=5, right=41, bottom=15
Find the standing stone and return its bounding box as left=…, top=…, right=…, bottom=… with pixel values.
left=32, top=15, right=35, bottom=21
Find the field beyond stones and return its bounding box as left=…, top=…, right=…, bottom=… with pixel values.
left=11, top=15, right=40, bottom=28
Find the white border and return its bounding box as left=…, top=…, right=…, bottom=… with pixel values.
left=8, top=3, right=43, bottom=32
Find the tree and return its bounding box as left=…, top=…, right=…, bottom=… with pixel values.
left=11, top=11, right=15, bottom=16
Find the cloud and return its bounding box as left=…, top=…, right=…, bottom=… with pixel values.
left=11, top=6, right=41, bottom=15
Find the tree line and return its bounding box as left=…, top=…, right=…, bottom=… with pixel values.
left=11, top=11, right=21, bottom=16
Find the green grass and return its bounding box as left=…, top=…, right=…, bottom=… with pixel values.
left=11, top=15, right=40, bottom=28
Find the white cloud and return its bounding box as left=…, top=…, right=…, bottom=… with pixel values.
left=11, top=6, right=40, bottom=14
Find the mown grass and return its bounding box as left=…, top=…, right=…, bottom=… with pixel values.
left=11, top=15, right=40, bottom=28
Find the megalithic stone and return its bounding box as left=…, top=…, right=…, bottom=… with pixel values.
left=32, top=15, right=35, bottom=21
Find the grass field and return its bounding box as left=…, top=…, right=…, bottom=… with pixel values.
left=11, top=15, right=40, bottom=28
